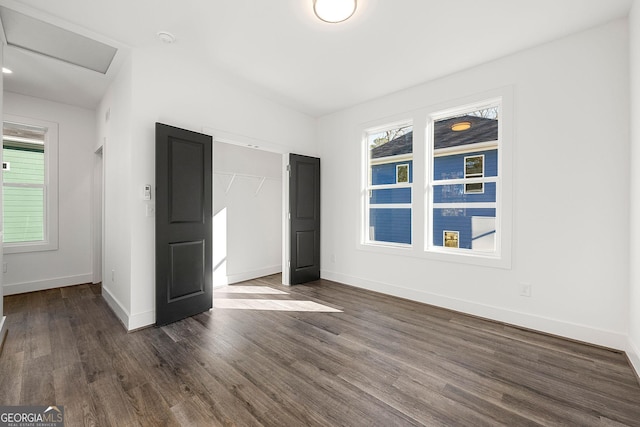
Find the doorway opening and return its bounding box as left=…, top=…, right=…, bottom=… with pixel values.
left=213, top=141, right=285, bottom=287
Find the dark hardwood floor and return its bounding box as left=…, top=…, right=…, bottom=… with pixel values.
left=1, top=275, right=640, bottom=426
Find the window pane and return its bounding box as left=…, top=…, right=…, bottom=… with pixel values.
left=431, top=103, right=499, bottom=255
left=3, top=186, right=45, bottom=243
left=370, top=188, right=411, bottom=204
left=396, top=164, right=409, bottom=183
left=465, top=156, right=483, bottom=176
left=3, top=148, right=45, bottom=184
left=433, top=183, right=496, bottom=203
left=434, top=150, right=497, bottom=181
left=434, top=107, right=498, bottom=150
left=367, top=124, right=413, bottom=246
left=432, top=208, right=496, bottom=252
left=3, top=121, right=48, bottom=245
left=369, top=208, right=411, bottom=245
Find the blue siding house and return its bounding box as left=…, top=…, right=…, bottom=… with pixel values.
left=369, top=115, right=498, bottom=250
left=369, top=132, right=413, bottom=244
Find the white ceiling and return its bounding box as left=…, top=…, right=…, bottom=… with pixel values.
left=0, top=0, right=634, bottom=117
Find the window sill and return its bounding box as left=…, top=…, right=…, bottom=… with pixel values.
left=357, top=241, right=511, bottom=269
left=4, top=240, right=58, bottom=254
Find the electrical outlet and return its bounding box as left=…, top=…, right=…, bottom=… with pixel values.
left=146, top=203, right=155, bottom=217
left=520, top=283, right=532, bottom=297
left=331, top=254, right=336, bottom=263
left=111, top=269, right=115, bottom=282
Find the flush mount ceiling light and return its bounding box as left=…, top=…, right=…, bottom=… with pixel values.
left=451, top=121, right=472, bottom=132
left=313, top=0, right=357, bottom=23
left=2, top=67, right=12, bottom=74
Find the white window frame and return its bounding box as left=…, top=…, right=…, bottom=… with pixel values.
left=357, top=88, right=512, bottom=269
left=3, top=114, right=59, bottom=254
left=425, top=95, right=512, bottom=268
left=362, top=120, right=414, bottom=249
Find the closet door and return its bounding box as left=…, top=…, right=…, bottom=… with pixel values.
left=155, top=123, right=212, bottom=325
left=289, top=153, right=320, bottom=285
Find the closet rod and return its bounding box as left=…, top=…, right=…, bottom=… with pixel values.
left=215, top=171, right=281, bottom=181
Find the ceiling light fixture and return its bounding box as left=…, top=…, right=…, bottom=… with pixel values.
left=451, top=121, right=471, bottom=132
left=313, top=0, right=357, bottom=23
left=2, top=67, right=13, bottom=74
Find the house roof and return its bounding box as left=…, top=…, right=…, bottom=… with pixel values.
left=371, top=132, right=413, bottom=159
left=370, top=115, right=498, bottom=159
left=435, top=115, right=498, bottom=149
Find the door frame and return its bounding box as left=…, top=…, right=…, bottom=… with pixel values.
left=92, top=145, right=104, bottom=284
left=203, top=128, right=304, bottom=286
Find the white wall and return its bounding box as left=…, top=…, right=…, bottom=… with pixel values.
left=100, top=45, right=316, bottom=329
left=628, top=0, right=640, bottom=376
left=0, top=41, right=5, bottom=343
left=213, top=142, right=282, bottom=286
left=96, top=55, right=133, bottom=327
left=3, top=92, right=95, bottom=295
left=319, top=19, right=630, bottom=350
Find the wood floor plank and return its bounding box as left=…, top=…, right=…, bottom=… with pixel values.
left=2, top=275, right=640, bottom=426
left=126, top=382, right=182, bottom=427
left=88, top=373, right=141, bottom=427
left=19, top=354, right=56, bottom=405
left=52, top=362, right=100, bottom=427
left=0, top=350, right=24, bottom=405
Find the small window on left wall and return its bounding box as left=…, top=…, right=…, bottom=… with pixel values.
left=3, top=116, right=59, bottom=253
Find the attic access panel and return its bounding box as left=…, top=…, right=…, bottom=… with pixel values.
left=0, top=6, right=117, bottom=74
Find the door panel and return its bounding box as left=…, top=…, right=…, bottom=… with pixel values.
left=169, top=140, right=205, bottom=223
left=156, top=123, right=212, bottom=326
left=289, top=154, right=320, bottom=285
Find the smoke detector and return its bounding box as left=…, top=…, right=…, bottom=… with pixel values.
left=157, top=31, right=176, bottom=44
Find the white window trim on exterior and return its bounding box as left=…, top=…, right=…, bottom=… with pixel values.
left=464, top=154, right=485, bottom=194
left=3, top=114, right=59, bottom=254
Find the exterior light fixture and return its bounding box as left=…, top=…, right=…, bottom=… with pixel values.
left=451, top=121, right=471, bottom=132
left=313, top=0, right=357, bottom=23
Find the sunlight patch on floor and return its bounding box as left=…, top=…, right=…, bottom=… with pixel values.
left=214, top=298, right=342, bottom=312
left=215, top=286, right=288, bottom=295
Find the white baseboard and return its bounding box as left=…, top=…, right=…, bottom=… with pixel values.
left=628, top=338, right=640, bottom=380
left=321, top=270, right=627, bottom=351
left=102, top=286, right=155, bottom=331
left=214, top=265, right=282, bottom=288
left=101, top=286, right=130, bottom=330
left=129, top=310, right=155, bottom=331
left=3, top=274, right=94, bottom=296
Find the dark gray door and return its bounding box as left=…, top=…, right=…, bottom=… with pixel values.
left=289, top=154, right=320, bottom=285
left=155, top=123, right=212, bottom=326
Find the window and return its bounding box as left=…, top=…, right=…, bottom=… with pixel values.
left=359, top=89, right=511, bottom=268
left=396, top=164, right=409, bottom=183
left=365, top=123, right=413, bottom=246
left=3, top=116, right=58, bottom=253
left=464, top=155, right=484, bottom=194
left=428, top=101, right=500, bottom=255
